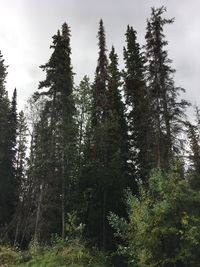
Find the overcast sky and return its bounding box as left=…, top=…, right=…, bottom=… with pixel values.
left=0, top=0, right=200, bottom=114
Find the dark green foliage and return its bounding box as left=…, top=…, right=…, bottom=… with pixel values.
left=82, top=20, right=110, bottom=250
left=82, top=21, right=130, bottom=252
left=74, top=76, right=92, bottom=175
left=0, top=52, right=17, bottom=228
left=9, top=88, right=18, bottom=163
left=30, top=22, right=77, bottom=242
left=92, top=19, right=109, bottom=127
left=1, top=8, right=200, bottom=267
left=186, top=118, right=200, bottom=190
left=145, top=7, right=189, bottom=170
left=16, top=111, right=28, bottom=184
left=123, top=26, right=152, bottom=184
left=110, top=163, right=200, bottom=267
left=0, top=242, right=109, bottom=267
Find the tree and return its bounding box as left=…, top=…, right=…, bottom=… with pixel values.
left=110, top=163, right=200, bottom=267
left=30, top=22, right=77, bottom=242
left=123, top=25, right=152, bottom=184
left=12, top=110, right=28, bottom=246
left=15, top=111, right=28, bottom=182
left=186, top=116, right=200, bottom=190
left=92, top=19, right=108, bottom=127
left=83, top=21, right=130, bottom=252
left=145, top=7, right=188, bottom=169
left=83, top=19, right=110, bottom=250
left=9, top=88, right=18, bottom=168
left=74, top=76, right=92, bottom=175
left=0, top=52, right=17, bottom=228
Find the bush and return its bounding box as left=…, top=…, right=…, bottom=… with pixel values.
left=18, top=238, right=109, bottom=267
left=0, top=245, right=21, bottom=266
left=109, top=164, right=200, bottom=267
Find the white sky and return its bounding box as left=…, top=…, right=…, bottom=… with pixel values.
left=0, top=0, right=200, bottom=116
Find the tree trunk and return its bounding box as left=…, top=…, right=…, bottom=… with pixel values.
left=102, top=191, right=106, bottom=251
left=34, top=183, right=43, bottom=244
left=61, top=151, right=66, bottom=239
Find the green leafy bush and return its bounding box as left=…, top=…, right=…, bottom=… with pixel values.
left=18, top=245, right=107, bottom=267
left=0, top=245, right=21, bottom=266
left=110, top=164, right=200, bottom=267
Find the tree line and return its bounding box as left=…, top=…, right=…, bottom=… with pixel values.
left=1, top=7, right=200, bottom=266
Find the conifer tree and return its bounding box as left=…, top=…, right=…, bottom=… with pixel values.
left=32, top=23, right=76, bottom=241
left=107, top=46, right=128, bottom=164
left=9, top=88, right=17, bottom=162
left=75, top=76, right=92, bottom=174
left=105, top=46, right=130, bottom=250
left=16, top=111, right=28, bottom=187
left=84, top=21, right=130, bottom=251
left=123, top=26, right=152, bottom=183
left=92, top=19, right=108, bottom=127
left=145, top=7, right=188, bottom=169
left=11, top=110, right=28, bottom=246
left=186, top=121, right=200, bottom=189
left=84, top=19, right=109, bottom=250
left=0, top=52, right=17, bottom=228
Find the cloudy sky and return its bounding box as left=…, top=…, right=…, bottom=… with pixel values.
left=0, top=0, right=200, bottom=114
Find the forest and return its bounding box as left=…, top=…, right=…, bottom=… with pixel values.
left=1, top=6, right=200, bottom=267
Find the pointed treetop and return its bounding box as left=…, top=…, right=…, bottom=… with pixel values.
left=62, top=22, right=71, bottom=42
left=97, top=19, right=107, bottom=50
left=0, top=51, right=8, bottom=98
left=109, top=45, right=119, bottom=72
left=110, top=45, right=115, bottom=54
left=13, top=88, right=17, bottom=98
left=95, top=19, right=108, bottom=79
left=11, top=88, right=17, bottom=109
left=148, top=6, right=174, bottom=28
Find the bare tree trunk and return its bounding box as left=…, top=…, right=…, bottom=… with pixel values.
left=61, top=151, right=66, bottom=239
left=78, top=108, right=84, bottom=174
left=156, top=97, right=161, bottom=168
left=34, top=183, right=43, bottom=244
left=102, top=191, right=106, bottom=251
left=14, top=221, right=19, bottom=247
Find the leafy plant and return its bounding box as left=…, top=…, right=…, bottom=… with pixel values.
left=109, top=163, right=200, bottom=266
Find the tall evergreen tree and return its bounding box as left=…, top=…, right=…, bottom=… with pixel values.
left=9, top=88, right=17, bottom=162
left=0, top=52, right=17, bottom=228
left=10, top=110, right=28, bottom=246
left=84, top=19, right=109, bottom=250
left=16, top=111, right=28, bottom=188
left=84, top=21, right=130, bottom=252
left=186, top=120, right=200, bottom=190
left=74, top=76, right=92, bottom=175
left=92, top=19, right=109, bottom=127
left=105, top=46, right=131, bottom=252
left=145, top=7, right=188, bottom=169
left=123, top=25, right=152, bottom=184
left=31, top=22, right=76, bottom=241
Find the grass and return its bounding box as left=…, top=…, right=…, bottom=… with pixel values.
left=0, top=240, right=109, bottom=267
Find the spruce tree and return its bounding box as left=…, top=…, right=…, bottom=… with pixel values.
left=123, top=25, right=152, bottom=184
left=31, top=22, right=76, bottom=241
left=9, top=88, right=17, bottom=161
left=12, top=110, right=28, bottom=246
left=105, top=46, right=130, bottom=251
left=186, top=121, right=200, bottom=189
left=92, top=19, right=108, bottom=127
left=0, top=52, right=17, bottom=228
left=84, top=21, right=130, bottom=251
left=145, top=7, right=188, bottom=169
left=84, top=19, right=109, bottom=250
left=16, top=111, right=28, bottom=188
left=75, top=76, right=92, bottom=175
